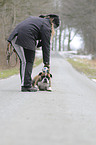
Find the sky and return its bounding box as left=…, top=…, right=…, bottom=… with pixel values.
left=60, top=29, right=84, bottom=51
left=70, top=35, right=84, bottom=50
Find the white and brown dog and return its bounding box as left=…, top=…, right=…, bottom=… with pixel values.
left=32, top=67, right=52, bottom=91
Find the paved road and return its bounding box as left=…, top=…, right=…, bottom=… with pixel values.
left=0, top=51, right=96, bottom=145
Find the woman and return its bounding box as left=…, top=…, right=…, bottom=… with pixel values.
left=7, top=14, right=60, bottom=92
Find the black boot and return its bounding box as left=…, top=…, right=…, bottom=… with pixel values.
left=21, top=86, right=37, bottom=92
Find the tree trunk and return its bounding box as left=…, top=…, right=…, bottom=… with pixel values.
left=59, top=27, right=62, bottom=51
left=67, top=28, right=71, bottom=51
left=63, top=29, right=66, bottom=51
left=55, top=30, right=57, bottom=51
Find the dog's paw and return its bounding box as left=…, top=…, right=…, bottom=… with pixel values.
left=34, top=85, right=39, bottom=91
left=47, top=87, right=52, bottom=91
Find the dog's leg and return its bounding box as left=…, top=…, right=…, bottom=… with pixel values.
left=34, top=75, right=41, bottom=87
left=32, top=75, right=38, bottom=86
left=47, top=74, right=52, bottom=91
left=49, top=78, right=51, bottom=87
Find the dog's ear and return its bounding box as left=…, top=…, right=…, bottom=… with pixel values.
left=39, top=72, right=42, bottom=75
left=50, top=74, right=52, bottom=78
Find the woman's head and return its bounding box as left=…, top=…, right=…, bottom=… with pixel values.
left=45, top=14, right=60, bottom=28
left=39, top=14, right=60, bottom=29
left=39, top=14, right=60, bottom=41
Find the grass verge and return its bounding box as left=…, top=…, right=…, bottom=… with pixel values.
left=0, top=67, right=19, bottom=79
left=67, top=58, right=96, bottom=79
left=0, top=58, right=42, bottom=79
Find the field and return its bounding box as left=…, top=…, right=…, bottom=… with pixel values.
left=68, top=58, right=96, bottom=80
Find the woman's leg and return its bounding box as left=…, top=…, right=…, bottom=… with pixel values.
left=23, top=48, right=35, bottom=87
left=11, top=37, right=26, bottom=86
left=11, top=37, right=37, bottom=91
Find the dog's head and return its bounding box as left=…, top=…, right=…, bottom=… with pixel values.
left=39, top=67, right=52, bottom=84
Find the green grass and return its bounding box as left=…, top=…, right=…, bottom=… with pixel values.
left=0, top=58, right=42, bottom=79
left=0, top=67, right=19, bottom=79
left=67, top=58, right=96, bottom=79
left=34, top=58, right=42, bottom=67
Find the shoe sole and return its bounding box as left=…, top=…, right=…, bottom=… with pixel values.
left=21, top=89, right=37, bottom=92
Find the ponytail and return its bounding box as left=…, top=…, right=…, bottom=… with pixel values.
left=51, top=22, right=55, bottom=41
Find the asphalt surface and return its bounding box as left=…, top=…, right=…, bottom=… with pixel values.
left=0, top=51, right=96, bottom=145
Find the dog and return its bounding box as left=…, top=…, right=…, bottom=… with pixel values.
left=32, top=67, right=52, bottom=91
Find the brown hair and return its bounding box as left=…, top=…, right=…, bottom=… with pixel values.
left=51, top=21, right=55, bottom=41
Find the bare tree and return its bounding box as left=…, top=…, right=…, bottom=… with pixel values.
left=0, top=0, right=60, bottom=68
left=1, top=0, right=96, bottom=68
left=60, top=0, right=96, bottom=54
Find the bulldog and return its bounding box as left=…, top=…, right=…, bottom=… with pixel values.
left=32, top=67, right=52, bottom=91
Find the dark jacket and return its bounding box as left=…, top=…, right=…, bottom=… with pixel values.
left=8, top=16, right=52, bottom=64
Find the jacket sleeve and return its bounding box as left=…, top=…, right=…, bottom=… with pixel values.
left=40, top=22, right=51, bottom=65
